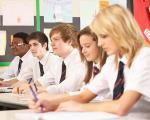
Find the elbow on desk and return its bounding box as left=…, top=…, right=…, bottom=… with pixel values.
left=114, top=103, right=130, bottom=116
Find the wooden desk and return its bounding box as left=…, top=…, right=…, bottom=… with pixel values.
left=0, top=93, right=31, bottom=110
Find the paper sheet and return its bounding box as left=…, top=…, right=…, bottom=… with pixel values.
left=0, top=31, right=6, bottom=55
left=1, top=0, right=35, bottom=26
left=14, top=111, right=119, bottom=120
left=43, top=0, right=73, bottom=23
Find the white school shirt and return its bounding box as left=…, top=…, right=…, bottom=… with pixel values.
left=17, top=51, right=60, bottom=84
left=69, top=62, right=111, bottom=101
left=0, top=50, right=32, bottom=80
left=88, top=47, right=150, bottom=112
left=45, top=49, right=87, bottom=94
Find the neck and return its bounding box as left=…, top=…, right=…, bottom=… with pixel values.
left=37, top=50, right=47, bottom=60
left=93, top=55, right=100, bottom=64
left=61, top=47, right=74, bottom=59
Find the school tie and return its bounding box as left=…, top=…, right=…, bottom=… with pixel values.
left=59, top=61, right=66, bottom=83
left=113, top=61, right=125, bottom=100
left=93, top=66, right=100, bottom=77
left=39, top=62, right=44, bottom=76
left=17, top=59, right=23, bottom=75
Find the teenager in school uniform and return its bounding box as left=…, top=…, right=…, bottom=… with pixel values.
left=68, top=26, right=109, bottom=101
left=29, top=4, right=150, bottom=115
left=0, top=32, right=32, bottom=85
left=36, top=23, right=87, bottom=94
left=12, top=31, right=60, bottom=93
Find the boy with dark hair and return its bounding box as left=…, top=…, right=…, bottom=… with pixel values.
left=0, top=32, right=32, bottom=83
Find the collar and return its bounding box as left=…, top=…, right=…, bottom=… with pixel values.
left=63, top=49, right=79, bottom=66
left=93, top=62, right=100, bottom=69
left=118, top=54, right=128, bottom=65
left=39, top=51, right=50, bottom=66
left=20, top=50, right=31, bottom=61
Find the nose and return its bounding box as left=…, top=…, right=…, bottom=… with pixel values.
left=98, top=38, right=104, bottom=47
left=81, top=47, right=86, bottom=54
left=30, top=45, right=34, bottom=51
left=51, top=41, right=55, bottom=47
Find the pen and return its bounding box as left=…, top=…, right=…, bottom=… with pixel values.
left=29, top=85, right=38, bottom=101
left=33, top=82, right=38, bottom=92
left=29, top=85, right=43, bottom=112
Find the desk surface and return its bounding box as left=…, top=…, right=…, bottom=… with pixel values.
left=0, top=93, right=31, bottom=109
left=0, top=109, right=149, bottom=120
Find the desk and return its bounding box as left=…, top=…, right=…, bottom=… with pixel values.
left=0, top=93, right=31, bottom=110
left=0, top=109, right=149, bottom=120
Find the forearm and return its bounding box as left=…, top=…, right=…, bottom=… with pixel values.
left=2, top=79, right=19, bottom=87
left=80, top=101, right=124, bottom=115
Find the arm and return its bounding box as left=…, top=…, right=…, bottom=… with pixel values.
left=0, top=57, right=18, bottom=80
left=57, top=90, right=141, bottom=116
left=29, top=88, right=96, bottom=112
left=46, top=63, right=86, bottom=94
left=0, top=79, right=19, bottom=87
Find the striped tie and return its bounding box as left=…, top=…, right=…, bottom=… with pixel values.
left=93, top=66, right=100, bottom=77
left=113, top=61, right=125, bottom=100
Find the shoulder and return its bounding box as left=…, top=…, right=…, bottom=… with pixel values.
left=133, top=47, right=150, bottom=64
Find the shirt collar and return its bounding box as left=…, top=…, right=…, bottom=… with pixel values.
left=63, top=49, right=78, bottom=66
left=39, top=51, right=49, bottom=66
left=118, top=54, right=128, bottom=65
left=93, top=62, right=100, bottom=69
left=20, top=50, right=31, bottom=61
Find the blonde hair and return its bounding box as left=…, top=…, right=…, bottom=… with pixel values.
left=90, top=4, right=147, bottom=67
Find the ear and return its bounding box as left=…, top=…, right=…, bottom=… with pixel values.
left=43, top=42, right=48, bottom=49
left=66, top=39, right=72, bottom=45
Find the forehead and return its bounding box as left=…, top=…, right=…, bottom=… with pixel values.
left=29, top=39, right=40, bottom=44
left=12, top=37, right=23, bottom=43
left=80, top=35, right=94, bottom=44
left=51, top=32, right=62, bottom=39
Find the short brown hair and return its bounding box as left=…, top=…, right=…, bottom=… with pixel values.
left=49, top=23, right=78, bottom=48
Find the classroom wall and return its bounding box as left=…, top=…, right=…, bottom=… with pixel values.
left=0, top=0, right=130, bottom=66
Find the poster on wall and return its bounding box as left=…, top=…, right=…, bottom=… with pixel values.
left=0, top=16, right=2, bottom=26
left=80, top=0, right=99, bottom=29
left=43, top=0, right=73, bottom=23
left=0, top=31, right=7, bottom=56
left=1, top=0, right=35, bottom=26
left=80, top=0, right=127, bottom=29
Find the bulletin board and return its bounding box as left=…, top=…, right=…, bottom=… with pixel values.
left=1, top=0, right=144, bottom=66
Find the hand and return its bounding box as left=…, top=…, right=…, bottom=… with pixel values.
left=56, top=101, right=83, bottom=112
left=29, top=99, right=58, bottom=112
left=12, top=83, right=30, bottom=94
left=37, top=86, right=47, bottom=94
left=0, top=81, right=10, bottom=87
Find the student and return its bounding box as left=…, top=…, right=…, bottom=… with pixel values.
left=29, top=4, right=150, bottom=116
left=69, top=26, right=109, bottom=101
left=0, top=32, right=32, bottom=85
left=12, top=31, right=60, bottom=92
left=36, top=23, right=87, bottom=94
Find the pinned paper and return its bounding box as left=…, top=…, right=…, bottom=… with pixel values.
left=0, top=31, right=6, bottom=56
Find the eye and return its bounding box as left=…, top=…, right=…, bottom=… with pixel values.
left=99, top=34, right=108, bottom=38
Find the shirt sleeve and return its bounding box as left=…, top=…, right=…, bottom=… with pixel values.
left=17, top=63, right=33, bottom=82
left=87, top=58, right=110, bottom=95
left=0, top=57, right=18, bottom=80
left=125, top=50, right=150, bottom=101
left=37, top=70, right=56, bottom=87
left=46, top=62, right=87, bottom=94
